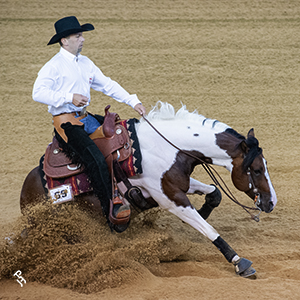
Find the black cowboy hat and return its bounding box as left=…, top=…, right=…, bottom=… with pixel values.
left=47, top=16, right=94, bottom=45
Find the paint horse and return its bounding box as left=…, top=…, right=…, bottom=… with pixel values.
left=20, top=101, right=277, bottom=278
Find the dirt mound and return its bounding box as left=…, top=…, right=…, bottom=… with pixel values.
left=1, top=203, right=197, bottom=294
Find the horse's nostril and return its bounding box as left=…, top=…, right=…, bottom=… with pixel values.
left=267, top=201, right=274, bottom=213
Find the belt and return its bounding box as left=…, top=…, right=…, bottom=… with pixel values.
left=72, top=107, right=88, bottom=120
left=71, top=111, right=88, bottom=121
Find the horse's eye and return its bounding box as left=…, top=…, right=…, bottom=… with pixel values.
left=253, top=169, right=262, bottom=176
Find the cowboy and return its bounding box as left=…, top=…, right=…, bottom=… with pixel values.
left=32, top=16, right=146, bottom=231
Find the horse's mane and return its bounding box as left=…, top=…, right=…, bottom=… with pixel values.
left=243, top=135, right=262, bottom=171
left=225, top=128, right=245, bottom=141
left=143, top=101, right=230, bottom=132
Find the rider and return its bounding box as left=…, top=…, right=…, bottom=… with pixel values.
left=32, top=16, right=146, bottom=231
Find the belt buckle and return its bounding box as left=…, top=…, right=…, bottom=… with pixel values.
left=80, top=107, right=87, bottom=116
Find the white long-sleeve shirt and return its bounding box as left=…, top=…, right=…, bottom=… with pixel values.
left=32, top=47, right=141, bottom=116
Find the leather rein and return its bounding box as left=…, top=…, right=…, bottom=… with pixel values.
left=142, top=115, right=262, bottom=222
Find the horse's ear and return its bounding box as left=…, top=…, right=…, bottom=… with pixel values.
left=239, top=140, right=249, bottom=154
left=247, top=128, right=255, bottom=138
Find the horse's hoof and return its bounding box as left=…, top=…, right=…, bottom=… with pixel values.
left=234, top=257, right=256, bottom=278
left=239, top=266, right=257, bottom=279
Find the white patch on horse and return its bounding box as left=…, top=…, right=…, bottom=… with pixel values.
left=168, top=203, right=219, bottom=241
left=263, top=158, right=277, bottom=208
left=188, top=178, right=215, bottom=195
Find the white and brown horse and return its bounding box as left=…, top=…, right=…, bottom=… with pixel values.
left=20, top=101, right=277, bottom=278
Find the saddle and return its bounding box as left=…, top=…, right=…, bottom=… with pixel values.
left=44, top=105, right=131, bottom=179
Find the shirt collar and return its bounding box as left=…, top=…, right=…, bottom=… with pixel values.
left=60, top=47, right=81, bottom=62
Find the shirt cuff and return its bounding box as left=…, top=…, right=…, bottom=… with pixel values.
left=126, top=94, right=141, bottom=108
left=66, top=92, right=73, bottom=103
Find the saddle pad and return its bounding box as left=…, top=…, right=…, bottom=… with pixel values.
left=39, top=155, right=93, bottom=203
left=46, top=171, right=93, bottom=201
left=119, top=118, right=143, bottom=177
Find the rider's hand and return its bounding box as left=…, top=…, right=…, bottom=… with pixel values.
left=72, top=94, right=89, bottom=107
left=134, top=103, right=146, bottom=116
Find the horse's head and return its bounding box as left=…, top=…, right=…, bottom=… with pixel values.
left=231, top=129, right=277, bottom=213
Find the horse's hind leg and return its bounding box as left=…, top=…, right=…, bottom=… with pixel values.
left=188, top=178, right=222, bottom=220
left=20, top=166, right=46, bottom=214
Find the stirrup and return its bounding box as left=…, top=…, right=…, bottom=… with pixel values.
left=109, top=191, right=131, bottom=226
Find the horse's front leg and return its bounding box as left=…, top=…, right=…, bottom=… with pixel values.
left=188, top=178, right=222, bottom=220
left=160, top=173, right=255, bottom=278
left=188, top=177, right=215, bottom=195
left=168, top=196, right=255, bottom=278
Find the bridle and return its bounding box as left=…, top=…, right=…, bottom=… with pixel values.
left=247, top=167, right=262, bottom=220
left=142, top=115, right=262, bottom=222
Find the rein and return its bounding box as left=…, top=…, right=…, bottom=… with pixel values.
left=142, top=115, right=262, bottom=222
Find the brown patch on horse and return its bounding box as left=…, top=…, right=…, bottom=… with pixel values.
left=20, top=167, right=47, bottom=214
left=161, top=151, right=212, bottom=207
left=215, top=129, right=244, bottom=158
left=215, top=129, right=249, bottom=190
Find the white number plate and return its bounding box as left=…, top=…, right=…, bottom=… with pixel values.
left=49, top=184, right=74, bottom=205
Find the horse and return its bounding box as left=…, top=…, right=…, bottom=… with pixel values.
left=20, top=101, right=277, bottom=278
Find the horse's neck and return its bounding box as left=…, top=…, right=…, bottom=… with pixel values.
left=137, top=119, right=236, bottom=172
left=215, top=131, right=243, bottom=155
left=214, top=130, right=244, bottom=172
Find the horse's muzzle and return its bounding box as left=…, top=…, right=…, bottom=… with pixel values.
left=261, top=200, right=274, bottom=213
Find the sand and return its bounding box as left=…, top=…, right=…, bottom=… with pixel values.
left=1, top=1, right=300, bottom=299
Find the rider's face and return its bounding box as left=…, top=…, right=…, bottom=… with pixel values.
left=62, top=32, right=85, bottom=56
